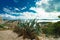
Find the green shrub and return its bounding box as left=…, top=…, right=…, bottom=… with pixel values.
left=42, top=22, right=54, bottom=37
left=13, top=19, right=41, bottom=40
left=42, top=21, right=60, bottom=38
left=0, top=24, right=4, bottom=28
left=52, top=21, right=60, bottom=38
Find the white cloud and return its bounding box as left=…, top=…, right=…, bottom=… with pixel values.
left=0, top=14, right=17, bottom=19
left=3, top=8, right=14, bottom=14
left=21, top=7, right=26, bottom=10
left=30, top=7, right=60, bottom=19
left=1, top=0, right=60, bottom=22
left=14, top=8, right=20, bottom=11
left=36, top=0, right=50, bottom=7
left=3, top=8, right=21, bottom=15
left=37, top=20, right=60, bottom=22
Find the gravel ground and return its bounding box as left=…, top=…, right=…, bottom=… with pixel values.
left=0, top=30, right=60, bottom=40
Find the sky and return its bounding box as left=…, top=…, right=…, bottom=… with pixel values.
left=0, top=0, right=60, bottom=21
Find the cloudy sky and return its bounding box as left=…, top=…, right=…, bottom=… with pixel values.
left=0, top=0, right=60, bottom=21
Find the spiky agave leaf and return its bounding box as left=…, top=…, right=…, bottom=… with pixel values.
left=13, top=19, right=41, bottom=40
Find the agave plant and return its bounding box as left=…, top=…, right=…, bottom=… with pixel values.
left=13, top=19, right=41, bottom=40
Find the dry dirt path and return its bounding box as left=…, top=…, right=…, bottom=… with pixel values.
left=0, top=30, right=60, bottom=40
left=0, top=30, right=24, bottom=40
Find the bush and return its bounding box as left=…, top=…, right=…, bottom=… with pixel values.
left=13, top=19, right=41, bottom=40
left=52, top=21, right=60, bottom=38
left=42, top=21, right=60, bottom=38
left=42, top=22, right=54, bottom=37
left=0, top=24, right=4, bottom=28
